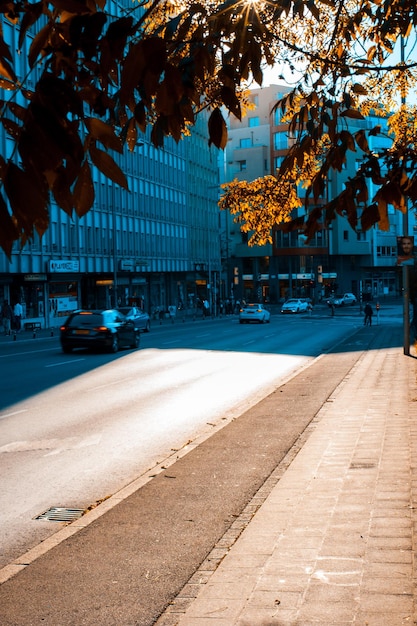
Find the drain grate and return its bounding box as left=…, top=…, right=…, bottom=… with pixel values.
left=34, top=507, right=85, bottom=522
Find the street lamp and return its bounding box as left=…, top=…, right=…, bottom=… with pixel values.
left=111, top=141, right=144, bottom=309
left=112, top=184, right=118, bottom=307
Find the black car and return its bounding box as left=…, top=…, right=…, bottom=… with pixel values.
left=117, top=306, right=150, bottom=332
left=60, top=309, right=140, bottom=353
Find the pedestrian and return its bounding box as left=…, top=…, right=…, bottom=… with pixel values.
left=203, top=299, right=210, bottom=318
left=1, top=299, right=14, bottom=335
left=13, top=300, right=23, bottom=332
left=168, top=304, right=176, bottom=323
left=364, top=302, right=373, bottom=326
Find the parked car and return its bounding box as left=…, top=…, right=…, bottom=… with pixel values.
left=239, top=303, right=271, bottom=324
left=281, top=298, right=309, bottom=314
left=60, top=309, right=140, bottom=353
left=327, top=293, right=357, bottom=307
left=118, top=306, right=150, bottom=332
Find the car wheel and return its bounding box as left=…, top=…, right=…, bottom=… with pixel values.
left=110, top=334, right=119, bottom=353
left=62, top=345, right=72, bottom=354
left=131, top=332, right=140, bottom=349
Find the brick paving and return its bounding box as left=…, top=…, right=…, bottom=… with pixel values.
left=158, top=327, right=417, bottom=625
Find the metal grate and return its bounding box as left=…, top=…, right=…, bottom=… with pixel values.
left=34, top=507, right=85, bottom=522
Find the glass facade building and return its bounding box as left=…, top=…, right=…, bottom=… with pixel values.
left=0, top=1, right=221, bottom=327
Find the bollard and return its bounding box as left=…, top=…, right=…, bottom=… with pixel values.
left=33, top=329, right=37, bottom=338
left=50, top=329, right=54, bottom=337
left=13, top=331, right=17, bottom=341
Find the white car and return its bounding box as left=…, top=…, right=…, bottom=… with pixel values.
left=281, top=298, right=309, bottom=314
left=239, top=303, right=271, bottom=324
left=327, top=293, right=357, bottom=307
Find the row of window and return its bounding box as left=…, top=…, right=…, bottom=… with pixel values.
left=376, top=246, right=397, bottom=257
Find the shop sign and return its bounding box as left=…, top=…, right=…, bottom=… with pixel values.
left=49, top=260, right=80, bottom=273
left=24, top=274, right=47, bottom=281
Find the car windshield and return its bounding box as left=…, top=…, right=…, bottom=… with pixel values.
left=118, top=308, right=131, bottom=315
left=285, top=299, right=298, bottom=304
left=245, top=304, right=261, bottom=308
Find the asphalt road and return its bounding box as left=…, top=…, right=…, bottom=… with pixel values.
left=0, top=312, right=368, bottom=570
left=0, top=320, right=399, bottom=625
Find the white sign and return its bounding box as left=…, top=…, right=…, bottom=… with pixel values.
left=56, top=297, right=78, bottom=312
left=49, top=260, right=80, bottom=273
left=119, top=259, right=134, bottom=271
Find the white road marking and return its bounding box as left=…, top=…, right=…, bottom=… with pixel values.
left=0, top=348, right=56, bottom=358
left=0, top=409, right=28, bottom=420
left=89, top=378, right=133, bottom=391
left=46, top=359, right=85, bottom=367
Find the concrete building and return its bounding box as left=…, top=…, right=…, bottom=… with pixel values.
left=222, top=84, right=414, bottom=305
left=0, top=1, right=221, bottom=328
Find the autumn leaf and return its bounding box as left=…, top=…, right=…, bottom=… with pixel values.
left=88, top=143, right=129, bottom=189
left=84, top=118, right=123, bottom=153
left=73, top=160, right=95, bottom=217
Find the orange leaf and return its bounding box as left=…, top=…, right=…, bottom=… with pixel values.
left=208, top=108, right=227, bottom=150
left=89, top=143, right=129, bottom=189
left=73, top=160, right=95, bottom=217
left=85, top=118, right=123, bottom=153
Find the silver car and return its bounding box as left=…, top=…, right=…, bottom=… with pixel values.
left=327, top=293, right=357, bottom=307
left=118, top=306, right=151, bottom=332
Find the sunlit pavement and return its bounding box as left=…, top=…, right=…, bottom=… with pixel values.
left=157, top=322, right=417, bottom=626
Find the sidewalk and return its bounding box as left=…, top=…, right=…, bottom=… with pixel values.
left=157, top=324, right=417, bottom=625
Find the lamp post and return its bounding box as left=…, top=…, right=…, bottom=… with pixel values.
left=111, top=141, right=144, bottom=309
left=112, top=185, right=118, bottom=308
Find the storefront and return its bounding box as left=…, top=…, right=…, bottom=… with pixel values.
left=9, top=273, right=48, bottom=329
left=48, top=260, right=81, bottom=327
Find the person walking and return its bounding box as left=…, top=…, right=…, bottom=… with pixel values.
left=1, top=300, right=14, bottom=335
left=364, top=302, right=373, bottom=326
left=203, top=299, right=210, bottom=318
left=168, top=304, right=176, bottom=324
left=13, top=300, right=23, bottom=332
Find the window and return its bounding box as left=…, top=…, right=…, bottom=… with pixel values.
left=240, top=138, right=251, bottom=148
left=274, top=132, right=287, bottom=150
left=238, top=160, right=247, bottom=171
left=343, top=230, right=349, bottom=241
left=274, top=156, right=285, bottom=172
left=273, top=108, right=283, bottom=126
left=376, top=246, right=396, bottom=257
left=248, top=117, right=259, bottom=127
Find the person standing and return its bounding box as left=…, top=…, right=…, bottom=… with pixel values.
left=1, top=300, right=14, bottom=335
left=13, top=300, right=23, bottom=332
left=364, top=302, right=373, bottom=326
